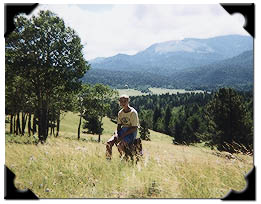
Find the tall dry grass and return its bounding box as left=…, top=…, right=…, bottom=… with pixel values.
left=5, top=112, right=253, bottom=198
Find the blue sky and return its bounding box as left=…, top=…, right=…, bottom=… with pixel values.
left=31, top=4, right=249, bottom=60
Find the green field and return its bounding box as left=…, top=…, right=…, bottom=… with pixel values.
left=117, top=88, right=148, bottom=96
left=117, top=88, right=205, bottom=97
left=149, top=88, right=205, bottom=95
left=5, top=112, right=253, bottom=198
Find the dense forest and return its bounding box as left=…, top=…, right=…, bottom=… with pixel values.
left=82, top=69, right=172, bottom=90
left=84, top=50, right=253, bottom=92
left=108, top=89, right=253, bottom=154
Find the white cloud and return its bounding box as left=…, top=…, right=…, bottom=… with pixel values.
left=30, top=4, right=249, bottom=60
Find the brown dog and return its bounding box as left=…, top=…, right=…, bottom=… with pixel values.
left=106, top=132, right=143, bottom=162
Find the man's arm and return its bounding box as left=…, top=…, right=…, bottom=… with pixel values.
left=118, top=126, right=137, bottom=140
left=117, top=124, right=122, bottom=133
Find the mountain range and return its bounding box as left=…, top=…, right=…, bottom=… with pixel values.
left=83, top=35, right=253, bottom=91
left=171, top=50, right=253, bottom=90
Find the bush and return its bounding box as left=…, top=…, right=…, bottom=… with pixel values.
left=139, top=120, right=151, bottom=141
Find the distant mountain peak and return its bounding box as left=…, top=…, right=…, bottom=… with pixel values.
left=89, top=34, right=253, bottom=73
left=153, top=39, right=215, bottom=54
left=89, top=57, right=106, bottom=64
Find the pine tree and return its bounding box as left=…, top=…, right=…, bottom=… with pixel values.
left=206, top=88, right=253, bottom=153
left=152, top=106, right=161, bottom=130
left=139, top=120, right=151, bottom=141
left=164, top=106, right=171, bottom=135
left=83, top=114, right=103, bottom=135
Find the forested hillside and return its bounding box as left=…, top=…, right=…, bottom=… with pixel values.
left=83, top=50, right=253, bottom=91
left=171, top=50, right=253, bottom=90
left=82, top=69, right=171, bottom=90
left=108, top=89, right=253, bottom=153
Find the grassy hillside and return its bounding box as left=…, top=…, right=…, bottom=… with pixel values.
left=5, top=112, right=253, bottom=198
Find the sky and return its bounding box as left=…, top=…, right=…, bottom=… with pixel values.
left=28, top=3, right=250, bottom=61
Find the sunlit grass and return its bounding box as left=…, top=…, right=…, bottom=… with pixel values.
left=5, top=112, right=253, bottom=198
left=117, top=89, right=147, bottom=96
left=148, top=88, right=204, bottom=95
left=116, top=88, right=205, bottom=97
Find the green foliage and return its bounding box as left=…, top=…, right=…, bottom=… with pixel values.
left=107, top=98, right=120, bottom=122
left=5, top=10, right=90, bottom=142
left=83, top=114, right=103, bottom=135
left=206, top=88, right=253, bottom=153
left=152, top=106, right=162, bottom=131
left=120, top=89, right=253, bottom=153
left=170, top=105, right=203, bottom=145
left=139, top=120, right=151, bottom=141
left=130, top=92, right=213, bottom=139
left=80, top=84, right=117, bottom=139
left=164, top=106, right=172, bottom=135
left=139, top=109, right=153, bottom=129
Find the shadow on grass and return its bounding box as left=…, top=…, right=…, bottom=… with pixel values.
left=6, top=132, right=109, bottom=146
left=5, top=133, right=39, bottom=145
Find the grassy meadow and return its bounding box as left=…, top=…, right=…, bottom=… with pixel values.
left=117, top=88, right=148, bottom=96
left=148, top=88, right=205, bottom=95
left=117, top=88, right=205, bottom=96
left=5, top=112, right=253, bottom=198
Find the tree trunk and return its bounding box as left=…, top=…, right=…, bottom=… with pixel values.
left=28, top=112, right=31, bottom=136
left=33, top=114, right=37, bottom=134
left=21, top=112, right=27, bottom=135
left=39, top=108, right=48, bottom=142
left=46, top=109, right=49, bottom=137
left=50, top=109, right=55, bottom=136
left=37, top=88, right=43, bottom=142
left=16, top=112, right=21, bottom=135
left=47, top=119, right=49, bottom=137
left=52, top=122, right=55, bottom=136
left=56, top=111, right=60, bottom=137
left=50, top=120, right=54, bottom=136
left=37, top=91, right=49, bottom=143
left=10, top=114, right=13, bottom=134
left=15, top=114, right=18, bottom=135
left=13, top=114, right=16, bottom=134
left=50, top=117, right=53, bottom=136
left=98, top=116, right=102, bottom=143
left=21, top=112, right=25, bottom=135
left=78, top=112, right=82, bottom=140
left=40, top=101, right=48, bottom=142
left=38, top=107, right=43, bottom=142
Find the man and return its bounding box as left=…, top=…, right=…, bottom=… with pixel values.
left=106, top=94, right=139, bottom=159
